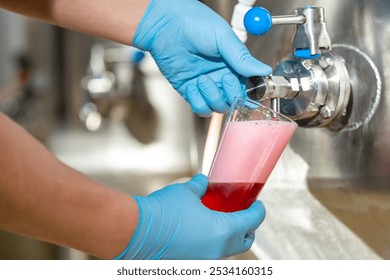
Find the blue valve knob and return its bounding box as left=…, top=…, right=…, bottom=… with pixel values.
left=244, top=7, right=272, bottom=36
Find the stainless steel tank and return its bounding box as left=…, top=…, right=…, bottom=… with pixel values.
left=203, top=0, right=390, bottom=259
left=0, top=10, right=63, bottom=259
left=0, top=10, right=60, bottom=141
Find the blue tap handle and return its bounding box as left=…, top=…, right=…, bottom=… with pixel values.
left=244, top=7, right=306, bottom=36
left=244, top=7, right=273, bottom=36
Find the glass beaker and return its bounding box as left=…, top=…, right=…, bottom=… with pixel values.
left=202, top=97, right=297, bottom=212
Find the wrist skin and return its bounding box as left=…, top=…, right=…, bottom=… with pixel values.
left=0, top=0, right=150, bottom=45
left=0, top=113, right=139, bottom=259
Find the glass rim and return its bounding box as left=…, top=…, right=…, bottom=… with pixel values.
left=231, top=97, right=298, bottom=125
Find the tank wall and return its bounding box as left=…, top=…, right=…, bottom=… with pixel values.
left=205, top=0, right=390, bottom=180
left=203, top=0, right=390, bottom=259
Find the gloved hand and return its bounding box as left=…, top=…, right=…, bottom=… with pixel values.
left=116, top=174, right=266, bottom=260
left=133, top=0, right=272, bottom=117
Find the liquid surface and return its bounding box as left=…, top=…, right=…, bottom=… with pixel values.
left=202, top=182, right=264, bottom=212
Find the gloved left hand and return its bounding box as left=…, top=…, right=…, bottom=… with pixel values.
left=133, top=0, right=272, bottom=117
left=115, top=174, right=266, bottom=260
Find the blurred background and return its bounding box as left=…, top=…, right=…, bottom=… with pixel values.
left=0, top=0, right=389, bottom=260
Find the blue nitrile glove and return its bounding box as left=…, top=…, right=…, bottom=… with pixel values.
left=133, top=0, right=272, bottom=117
left=115, top=174, right=266, bottom=260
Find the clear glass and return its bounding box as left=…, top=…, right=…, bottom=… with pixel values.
left=202, top=97, right=297, bottom=212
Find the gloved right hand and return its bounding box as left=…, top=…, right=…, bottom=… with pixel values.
left=115, top=174, right=266, bottom=260
left=133, top=0, right=272, bottom=117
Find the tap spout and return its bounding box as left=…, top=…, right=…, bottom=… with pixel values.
left=246, top=75, right=300, bottom=101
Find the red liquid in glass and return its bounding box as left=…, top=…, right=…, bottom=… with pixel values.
left=201, top=182, right=264, bottom=212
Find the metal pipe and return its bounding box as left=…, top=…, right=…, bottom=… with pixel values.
left=272, top=15, right=306, bottom=25
left=271, top=98, right=281, bottom=113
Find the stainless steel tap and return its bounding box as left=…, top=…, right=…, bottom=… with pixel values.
left=244, top=6, right=351, bottom=130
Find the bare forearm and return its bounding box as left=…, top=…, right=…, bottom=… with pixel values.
left=0, top=113, right=138, bottom=259
left=0, top=0, right=149, bottom=45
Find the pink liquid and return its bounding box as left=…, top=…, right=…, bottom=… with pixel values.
left=202, top=119, right=296, bottom=212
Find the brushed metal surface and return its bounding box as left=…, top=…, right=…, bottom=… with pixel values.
left=203, top=0, right=390, bottom=259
